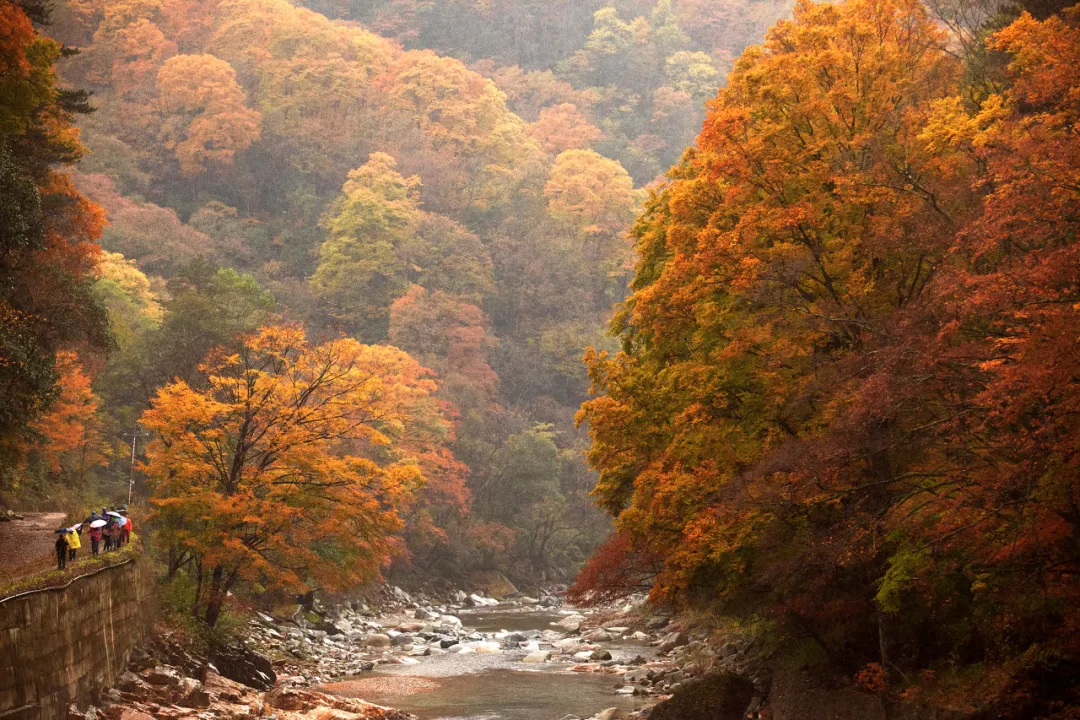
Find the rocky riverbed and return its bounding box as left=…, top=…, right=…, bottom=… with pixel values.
left=68, top=585, right=771, bottom=720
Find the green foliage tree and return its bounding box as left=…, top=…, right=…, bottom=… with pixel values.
left=97, top=262, right=276, bottom=416
left=310, top=152, right=422, bottom=339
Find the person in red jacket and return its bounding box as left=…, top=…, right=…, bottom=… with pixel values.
left=121, top=514, right=132, bottom=545
left=89, top=525, right=101, bottom=556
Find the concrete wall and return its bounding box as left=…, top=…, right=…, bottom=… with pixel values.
left=0, top=559, right=153, bottom=720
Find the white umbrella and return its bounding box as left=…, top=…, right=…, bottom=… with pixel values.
left=106, top=511, right=123, bottom=518
left=90, top=519, right=107, bottom=528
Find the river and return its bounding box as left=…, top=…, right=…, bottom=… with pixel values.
left=351, top=607, right=650, bottom=720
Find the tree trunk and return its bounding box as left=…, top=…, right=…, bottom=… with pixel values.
left=205, top=564, right=225, bottom=627
left=878, top=609, right=890, bottom=673
left=191, top=559, right=204, bottom=617
left=167, top=545, right=190, bottom=579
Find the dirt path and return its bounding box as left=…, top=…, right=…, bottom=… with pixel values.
left=0, top=512, right=67, bottom=584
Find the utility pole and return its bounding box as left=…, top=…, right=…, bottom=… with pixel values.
left=123, top=424, right=149, bottom=506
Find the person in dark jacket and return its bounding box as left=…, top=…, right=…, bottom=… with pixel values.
left=55, top=533, right=68, bottom=570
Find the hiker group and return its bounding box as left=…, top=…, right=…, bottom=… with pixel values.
left=54, top=507, right=133, bottom=570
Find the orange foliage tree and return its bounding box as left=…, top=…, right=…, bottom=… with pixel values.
left=156, top=54, right=261, bottom=175
left=390, top=286, right=499, bottom=408
left=141, top=325, right=439, bottom=626
left=527, top=103, right=603, bottom=155
left=26, top=351, right=108, bottom=478
left=577, top=0, right=1080, bottom=699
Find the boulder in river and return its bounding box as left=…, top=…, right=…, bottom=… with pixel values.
left=366, top=634, right=392, bottom=647
left=592, top=709, right=623, bottom=720
left=646, top=615, right=670, bottom=630
left=467, top=593, right=499, bottom=607
left=176, top=678, right=212, bottom=709
left=468, top=641, right=502, bottom=654
left=556, top=614, right=585, bottom=632
left=523, top=650, right=551, bottom=663
left=209, top=645, right=277, bottom=690
left=145, top=666, right=183, bottom=687
left=658, top=630, right=688, bottom=653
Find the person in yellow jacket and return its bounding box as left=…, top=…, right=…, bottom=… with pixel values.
left=66, top=527, right=81, bottom=561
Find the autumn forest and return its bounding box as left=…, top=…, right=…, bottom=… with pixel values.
left=2, top=0, right=1079, bottom=714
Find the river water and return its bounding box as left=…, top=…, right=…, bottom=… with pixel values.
left=357, top=607, right=649, bottom=720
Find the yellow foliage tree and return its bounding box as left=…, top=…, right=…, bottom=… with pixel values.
left=378, top=50, right=541, bottom=212
left=544, top=149, right=638, bottom=264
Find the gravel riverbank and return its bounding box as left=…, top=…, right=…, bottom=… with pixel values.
left=66, top=584, right=763, bottom=720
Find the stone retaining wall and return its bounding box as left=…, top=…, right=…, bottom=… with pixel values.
left=0, top=559, right=153, bottom=720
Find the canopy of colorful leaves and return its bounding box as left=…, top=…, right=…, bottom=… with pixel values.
left=40, top=0, right=741, bottom=583
left=140, top=325, right=439, bottom=625
left=576, top=0, right=1080, bottom=703
left=0, top=0, right=109, bottom=465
